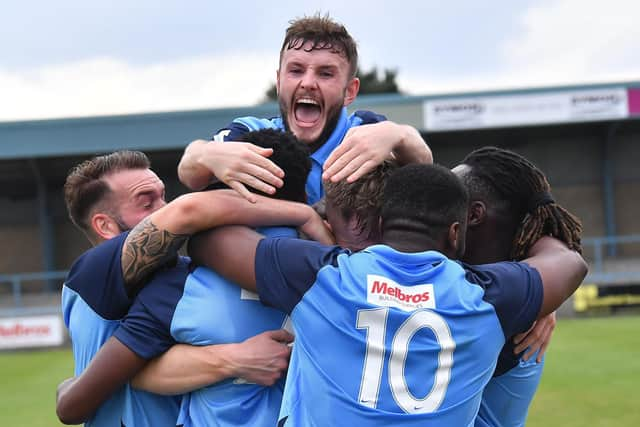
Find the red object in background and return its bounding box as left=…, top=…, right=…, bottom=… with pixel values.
left=628, top=88, right=640, bottom=116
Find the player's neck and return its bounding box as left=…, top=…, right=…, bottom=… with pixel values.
left=382, top=229, right=449, bottom=256
left=463, top=224, right=513, bottom=264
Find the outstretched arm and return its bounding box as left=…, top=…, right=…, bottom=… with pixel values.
left=523, top=236, right=588, bottom=318
left=131, top=329, right=293, bottom=395
left=322, top=121, right=433, bottom=183
left=56, top=329, right=294, bottom=423
left=121, top=190, right=329, bottom=293
left=178, top=139, right=285, bottom=200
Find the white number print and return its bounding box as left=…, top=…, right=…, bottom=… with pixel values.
left=356, top=307, right=455, bottom=414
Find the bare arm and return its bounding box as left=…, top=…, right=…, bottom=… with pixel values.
left=56, top=337, right=147, bottom=425
left=522, top=236, right=588, bottom=318
left=131, top=329, right=293, bottom=395
left=121, top=190, right=329, bottom=291
left=513, top=311, right=556, bottom=362
left=322, top=121, right=433, bottom=183
left=177, top=139, right=284, bottom=199
left=189, top=226, right=264, bottom=292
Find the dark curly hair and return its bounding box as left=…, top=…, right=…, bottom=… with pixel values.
left=210, top=129, right=311, bottom=203
left=382, top=164, right=469, bottom=242
left=460, top=146, right=582, bottom=259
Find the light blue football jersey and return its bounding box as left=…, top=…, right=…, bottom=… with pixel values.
left=64, top=231, right=181, bottom=427
left=255, top=239, right=543, bottom=427
left=116, top=226, right=296, bottom=427
left=171, top=226, right=296, bottom=427
left=219, top=108, right=386, bottom=205
left=62, top=233, right=131, bottom=427
left=476, top=352, right=545, bottom=427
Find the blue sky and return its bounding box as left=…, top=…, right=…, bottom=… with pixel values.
left=1, top=0, right=638, bottom=121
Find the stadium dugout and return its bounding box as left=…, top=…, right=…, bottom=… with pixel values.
left=1, top=80, right=639, bottom=349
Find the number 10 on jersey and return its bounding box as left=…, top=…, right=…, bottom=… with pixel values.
left=356, top=307, right=455, bottom=414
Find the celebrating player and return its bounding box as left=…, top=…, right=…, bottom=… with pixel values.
left=454, top=147, right=583, bottom=427
left=177, top=14, right=432, bottom=204
left=189, top=163, right=587, bottom=426
left=57, top=145, right=328, bottom=426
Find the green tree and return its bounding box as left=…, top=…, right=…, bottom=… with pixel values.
left=263, top=67, right=400, bottom=102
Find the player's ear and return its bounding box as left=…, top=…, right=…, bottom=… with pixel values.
left=91, top=213, right=122, bottom=241
left=467, top=200, right=486, bottom=228
left=275, top=69, right=281, bottom=95
left=447, top=221, right=464, bottom=259
left=343, top=77, right=360, bottom=107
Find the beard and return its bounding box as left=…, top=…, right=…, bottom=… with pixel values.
left=110, top=211, right=132, bottom=233
left=280, top=98, right=343, bottom=154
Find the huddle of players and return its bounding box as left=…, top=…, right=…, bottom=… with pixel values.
left=56, top=14, right=586, bottom=427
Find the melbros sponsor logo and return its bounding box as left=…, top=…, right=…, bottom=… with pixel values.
left=367, top=274, right=435, bottom=312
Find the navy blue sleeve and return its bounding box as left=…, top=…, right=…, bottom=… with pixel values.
left=353, top=110, right=387, bottom=124
left=64, top=232, right=131, bottom=320
left=211, top=122, right=250, bottom=141
left=463, top=261, right=543, bottom=340
left=255, top=238, right=347, bottom=314
left=112, top=257, right=191, bottom=359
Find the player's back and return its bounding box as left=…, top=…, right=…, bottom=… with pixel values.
left=64, top=232, right=181, bottom=427
left=280, top=244, right=541, bottom=426
left=62, top=233, right=132, bottom=427
left=172, top=226, right=295, bottom=427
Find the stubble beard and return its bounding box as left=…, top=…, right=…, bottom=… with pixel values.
left=280, top=98, right=343, bottom=154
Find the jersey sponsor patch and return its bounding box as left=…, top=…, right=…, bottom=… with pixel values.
left=213, top=129, right=231, bottom=142
left=240, top=289, right=260, bottom=300
left=366, top=275, right=435, bottom=311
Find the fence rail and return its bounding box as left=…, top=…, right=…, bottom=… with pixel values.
left=1, top=235, right=640, bottom=316
left=582, top=234, right=640, bottom=273
left=0, top=271, right=68, bottom=316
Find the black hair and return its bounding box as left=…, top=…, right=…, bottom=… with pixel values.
left=237, top=129, right=311, bottom=203
left=460, top=146, right=582, bottom=259
left=381, top=163, right=469, bottom=241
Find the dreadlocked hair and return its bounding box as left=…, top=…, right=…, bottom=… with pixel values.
left=462, top=146, right=583, bottom=260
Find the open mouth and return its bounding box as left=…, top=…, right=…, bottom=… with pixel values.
left=294, top=97, right=322, bottom=126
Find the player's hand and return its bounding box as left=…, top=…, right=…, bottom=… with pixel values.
left=513, top=311, right=557, bottom=362
left=229, top=329, right=294, bottom=386
left=322, top=121, right=399, bottom=183
left=298, top=208, right=335, bottom=245
left=198, top=141, right=285, bottom=203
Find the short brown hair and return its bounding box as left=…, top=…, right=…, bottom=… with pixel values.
left=324, top=159, right=397, bottom=237
left=64, top=150, right=150, bottom=235
left=280, top=13, right=359, bottom=77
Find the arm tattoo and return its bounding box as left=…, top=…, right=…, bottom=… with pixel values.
left=122, top=217, right=189, bottom=295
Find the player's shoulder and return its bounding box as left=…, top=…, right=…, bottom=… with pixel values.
left=351, top=110, right=387, bottom=125
left=258, top=238, right=347, bottom=269
left=63, top=232, right=131, bottom=319
left=461, top=260, right=543, bottom=338
left=459, top=261, right=538, bottom=290
left=66, top=232, right=129, bottom=284
left=213, top=116, right=283, bottom=141
left=133, top=255, right=192, bottom=307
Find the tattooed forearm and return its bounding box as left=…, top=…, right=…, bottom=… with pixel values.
left=122, top=217, right=189, bottom=294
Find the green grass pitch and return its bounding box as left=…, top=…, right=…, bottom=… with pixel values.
left=0, top=315, right=638, bottom=426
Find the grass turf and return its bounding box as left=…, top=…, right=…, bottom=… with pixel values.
left=0, top=315, right=637, bottom=426
left=527, top=315, right=640, bottom=427
left=0, top=348, right=73, bottom=426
